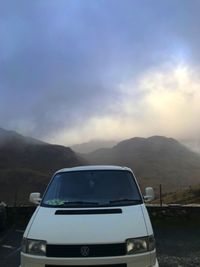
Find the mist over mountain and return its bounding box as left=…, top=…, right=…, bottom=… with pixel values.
left=71, top=139, right=118, bottom=154
left=0, top=128, right=45, bottom=146
left=1, top=127, right=200, bottom=205
left=84, top=136, right=200, bottom=194
left=180, top=138, right=200, bottom=154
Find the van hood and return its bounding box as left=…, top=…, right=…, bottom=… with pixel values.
left=27, top=204, right=150, bottom=244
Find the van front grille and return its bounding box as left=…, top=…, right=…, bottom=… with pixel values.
left=46, top=243, right=126, bottom=258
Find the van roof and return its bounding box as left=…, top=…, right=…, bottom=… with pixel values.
left=55, top=165, right=132, bottom=174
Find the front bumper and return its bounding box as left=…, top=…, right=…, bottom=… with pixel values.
left=21, top=250, right=158, bottom=267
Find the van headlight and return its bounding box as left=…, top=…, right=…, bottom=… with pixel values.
left=126, top=235, right=155, bottom=254
left=22, top=238, right=46, bottom=256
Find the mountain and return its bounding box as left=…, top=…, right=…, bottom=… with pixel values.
left=0, top=128, right=86, bottom=205
left=71, top=139, right=118, bottom=154
left=84, top=136, right=200, bottom=194
left=2, top=129, right=200, bottom=205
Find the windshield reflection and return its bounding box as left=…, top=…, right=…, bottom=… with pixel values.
left=42, top=170, right=142, bottom=208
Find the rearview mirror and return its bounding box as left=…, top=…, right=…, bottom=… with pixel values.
left=29, top=192, right=41, bottom=205
left=144, top=187, right=154, bottom=202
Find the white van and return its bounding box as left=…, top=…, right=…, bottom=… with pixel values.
left=21, top=165, right=159, bottom=267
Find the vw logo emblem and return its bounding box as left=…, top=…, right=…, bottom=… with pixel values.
left=80, top=246, right=90, bottom=257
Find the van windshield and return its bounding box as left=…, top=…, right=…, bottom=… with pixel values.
left=41, top=170, right=143, bottom=208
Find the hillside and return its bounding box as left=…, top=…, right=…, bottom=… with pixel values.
left=71, top=139, right=118, bottom=153
left=156, top=184, right=200, bottom=205
left=1, top=129, right=200, bottom=205
left=85, top=136, right=200, bottom=194
left=0, top=128, right=86, bottom=205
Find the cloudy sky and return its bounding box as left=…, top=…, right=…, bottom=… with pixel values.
left=1, top=0, right=200, bottom=145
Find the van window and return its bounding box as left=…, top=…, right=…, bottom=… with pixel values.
left=41, top=170, right=142, bottom=207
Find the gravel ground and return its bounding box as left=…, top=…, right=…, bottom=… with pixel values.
left=154, top=224, right=200, bottom=267
left=158, top=255, right=200, bottom=267
left=0, top=228, right=21, bottom=267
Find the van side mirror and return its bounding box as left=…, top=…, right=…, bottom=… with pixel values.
left=29, top=192, right=41, bottom=205
left=144, top=187, right=154, bottom=202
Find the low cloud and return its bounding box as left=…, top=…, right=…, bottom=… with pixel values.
left=1, top=1, right=200, bottom=144
left=49, top=64, right=200, bottom=145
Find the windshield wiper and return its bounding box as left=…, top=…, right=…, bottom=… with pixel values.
left=109, top=198, right=142, bottom=204
left=60, top=201, right=101, bottom=207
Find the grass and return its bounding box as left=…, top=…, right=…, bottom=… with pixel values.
left=152, top=184, right=200, bottom=205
